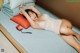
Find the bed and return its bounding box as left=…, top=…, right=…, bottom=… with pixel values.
left=0, top=4, right=80, bottom=53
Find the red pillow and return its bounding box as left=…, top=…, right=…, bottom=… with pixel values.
left=10, top=14, right=30, bottom=29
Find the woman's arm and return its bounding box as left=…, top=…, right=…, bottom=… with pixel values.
left=19, top=7, right=41, bottom=29
left=28, top=6, right=42, bottom=16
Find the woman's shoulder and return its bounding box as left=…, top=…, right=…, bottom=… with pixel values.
left=35, top=14, right=47, bottom=22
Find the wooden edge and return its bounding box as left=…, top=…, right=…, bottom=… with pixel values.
left=0, top=24, right=28, bottom=53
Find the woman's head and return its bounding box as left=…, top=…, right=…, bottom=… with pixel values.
left=25, top=9, right=38, bottom=20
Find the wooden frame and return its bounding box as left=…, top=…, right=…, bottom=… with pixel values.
left=0, top=24, right=28, bottom=53
left=0, top=0, right=3, bottom=10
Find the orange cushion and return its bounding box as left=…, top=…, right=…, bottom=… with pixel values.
left=10, top=14, right=30, bottom=29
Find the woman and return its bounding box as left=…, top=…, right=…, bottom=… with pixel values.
left=19, top=4, right=80, bottom=53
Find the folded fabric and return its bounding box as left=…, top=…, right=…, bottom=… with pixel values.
left=2, top=2, right=35, bottom=18
left=9, top=0, right=35, bottom=9
left=3, top=0, right=9, bottom=5
left=3, top=0, right=35, bottom=9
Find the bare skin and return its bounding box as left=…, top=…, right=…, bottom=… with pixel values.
left=60, top=19, right=80, bottom=53
left=60, top=19, right=80, bottom=40
left=19, top=4, right=80, bottom=53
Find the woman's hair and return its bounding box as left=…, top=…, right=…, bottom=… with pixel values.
left=25, top=9, right=38, bottom=17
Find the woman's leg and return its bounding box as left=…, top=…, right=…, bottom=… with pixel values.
left=60, top=27, right=80, bottom=40
left=60, top=19, right=80, bottom=40
left=61, top=35, right=80, bottom=53
left=60, top=19, right=80, bottom=53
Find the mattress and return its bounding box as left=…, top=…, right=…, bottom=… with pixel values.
left=0, top=5, right=80, bottom=53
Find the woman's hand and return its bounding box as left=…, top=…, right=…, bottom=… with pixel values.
left=20, top=3, right=26, bottom=8
left=19, top=3, right=26, bottom=14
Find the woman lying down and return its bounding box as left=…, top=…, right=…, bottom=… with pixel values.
left=19, top=4, right=80, bottom=53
